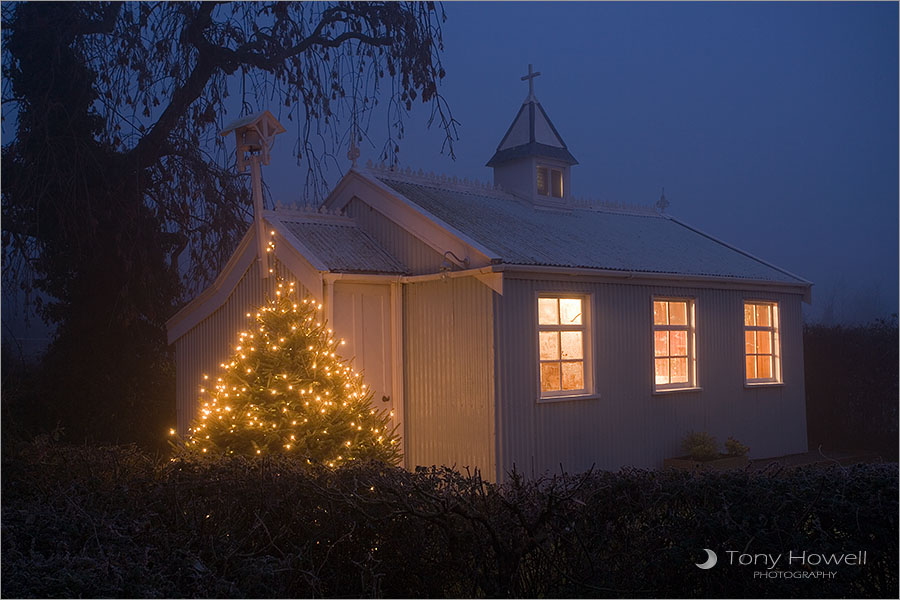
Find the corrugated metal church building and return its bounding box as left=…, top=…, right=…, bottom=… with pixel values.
left=167, top=74, right=812, bottom=482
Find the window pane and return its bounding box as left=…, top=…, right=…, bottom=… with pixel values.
left=744, top=303, right=755, bottom=326
left=669, top=301, right=687, bottom=326
left=551, top=169, right=563, bottom=198
left=757, top=330, right=772, bottom=355
left=560, top=331, right=583, bottom=359
left=540, top=362, right=560, bottom=392
left=670, top=330, right=687, bottom=356
left=671, top=357, right=688, bottom=383
left=655, top=358, right=669, bottom=385
left=653, top=301, right=668, bottom=325
left=538, top=298, right=559, bottom=325
left=539, top=332, right=559, bottom=360
left=559, top=298, right=583, bottom=324
left=757, top=356, right=773, bottom=379
left=561, top=361, right=584, bottom=390
left=654, top=331, right=669, bottom=357
left=745, top=355, right=757, bottom=379
left=537, top=167, right=548, bottom=196
left=745, top=331, right=757, bottom=354
left=756, top=304, right=772, bottom=327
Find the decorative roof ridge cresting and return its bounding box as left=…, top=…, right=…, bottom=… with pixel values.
left=362, top=160, right=511, bottom=198
left=363, top=160, right=658, bottom=216
left=271, top=200, right=351, bottom=222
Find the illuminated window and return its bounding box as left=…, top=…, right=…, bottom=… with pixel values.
left=537, top=166, right=563, bottom=198
left=538, top=295, right=591, bottom=398
left=653, top=298, right=696, bottom=391
left=744, top=301, right=781, bottom=384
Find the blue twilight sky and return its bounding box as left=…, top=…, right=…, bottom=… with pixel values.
left=2, top=1, right=896, bottom=350
left=264, top=1, right=899, bottom=325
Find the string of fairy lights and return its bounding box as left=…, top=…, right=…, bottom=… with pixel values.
left=174, top=230, right=400, bottom=466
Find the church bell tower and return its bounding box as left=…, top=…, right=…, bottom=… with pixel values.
left=487, top=65, right=578, bottom=205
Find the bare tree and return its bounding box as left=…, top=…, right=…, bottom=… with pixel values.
left=0, top=1, right=456, bottom=446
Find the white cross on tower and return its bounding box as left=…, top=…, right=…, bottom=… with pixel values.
left=521, top=63, right=541, bottom=101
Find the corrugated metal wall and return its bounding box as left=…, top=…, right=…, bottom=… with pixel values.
left=346, top=197, right=445, bottom=273
left=404, top=277, right=496, bottom=479
left=494, top=277, right=808, bottom=478
left=175, top=260, right=306, bottom=434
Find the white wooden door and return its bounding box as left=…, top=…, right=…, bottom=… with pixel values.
left=332, top=283, right=395, bottom=425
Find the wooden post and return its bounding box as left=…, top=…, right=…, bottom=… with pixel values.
left=249, top=154, right=268, bottom=279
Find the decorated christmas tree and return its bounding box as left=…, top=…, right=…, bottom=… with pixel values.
left=179, top=280, right=401, bottom=466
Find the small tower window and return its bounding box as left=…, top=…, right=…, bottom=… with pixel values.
left=537, top=166, right=563, bottom=198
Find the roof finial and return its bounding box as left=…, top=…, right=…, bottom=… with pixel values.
left=521, top=63, right=541, bottom=101
left=656, top=187, right=670, bottom=213
left=347, top=139, right=360, bottom=168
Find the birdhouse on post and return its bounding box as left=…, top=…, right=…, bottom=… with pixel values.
left=220, top=110, right=286, bottom=279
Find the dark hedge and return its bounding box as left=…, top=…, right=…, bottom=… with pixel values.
left=2, top=441, right=896, bottom=598
left=804, top=318, right=899, bottom=460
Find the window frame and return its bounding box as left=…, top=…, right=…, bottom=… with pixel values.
left=743, top=300, right=783, bottom=385
left=535, top=293, right=594, bottom=401
left=536, top=165, right=564, bottom=198
left=651, top=296, right=699, bottom=393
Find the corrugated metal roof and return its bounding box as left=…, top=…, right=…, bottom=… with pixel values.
left=280, top=220, right=408, bottom=274
left=374, top=176, right=807, bottom=284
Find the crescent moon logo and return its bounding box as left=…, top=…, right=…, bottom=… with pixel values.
left=695, top=548, right=718, bottom=569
